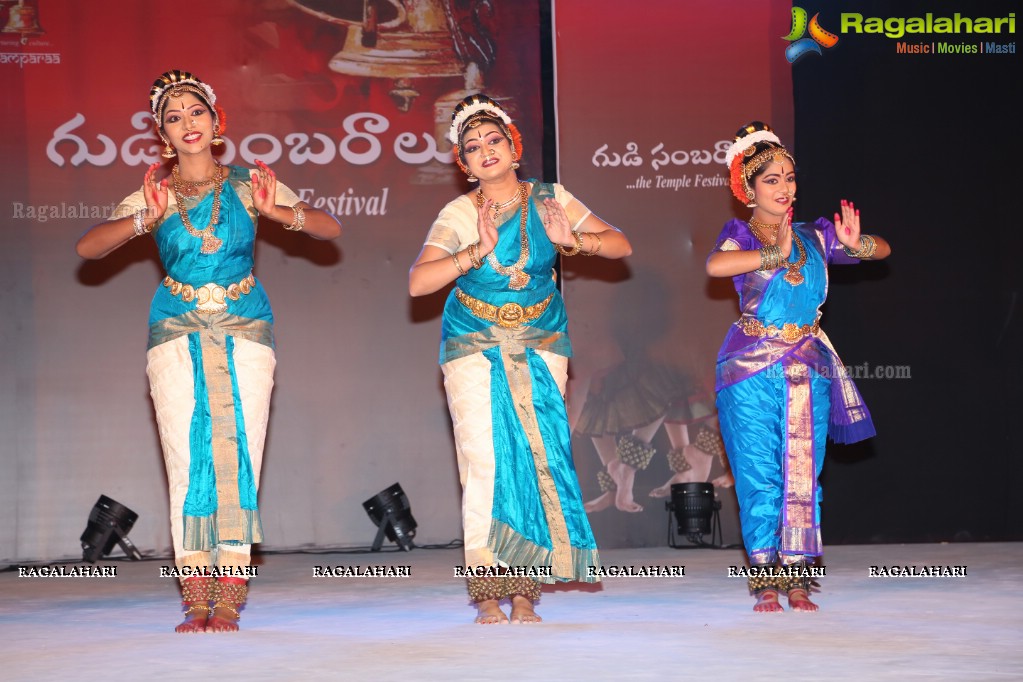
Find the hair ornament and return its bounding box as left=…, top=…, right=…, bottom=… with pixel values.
left=150, top=70, right=217, bottom=123
left=724, top=129, right=783, bottom=168
left=725, top=122, right=795, bottom=204
left=729, top=155, right=749, bottom=206
left=448, top=94, right=513, bottom=145
left=449, top=94, right=524, bottom=177
left=214, top=104, right=227, bottom=136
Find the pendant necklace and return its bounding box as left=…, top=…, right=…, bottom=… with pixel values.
left=477, top=181, right=531, bottom=290
left=172, top=162, right=224, bottom=254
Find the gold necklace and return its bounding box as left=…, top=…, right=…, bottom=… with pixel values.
left=747, top=218, right=778, bottom=243
left=173, top=166, right=218, bottom=194
left=477, top=181, right=530, bottom=290
left=748, top=217, right=807, bottom=286
left=475, top=179, right=524, bottom=226
left=172, top=162, right=224, bottom=254
left=486, top=191, right=520, bottom=217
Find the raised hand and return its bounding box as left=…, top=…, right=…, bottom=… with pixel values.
left=250, top=159, right=278, bottom=217
left=776, top=207, right=793, bottom=258
left=541, top=198, right=575, bottom=246
left=143, top=162, right=168, bottom=224
left=835, top=199, right=861, bottom=249
left=476, top=198, right=499, bottom=256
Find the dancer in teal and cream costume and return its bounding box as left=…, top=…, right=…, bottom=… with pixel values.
left=410, top=95, right=632, bottom=624
left=77, top=70, right=341, bottom=632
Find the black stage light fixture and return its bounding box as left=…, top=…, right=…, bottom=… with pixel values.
left=363, top=483, right=417, bottom=551
left=80, top=495, right=143, bottom=563
left=666, top=482, right=723, bottom=548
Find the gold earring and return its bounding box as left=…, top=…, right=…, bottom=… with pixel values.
left=512, top=162, right=520, bottom=170
left=161, top=138, right=176, bottom=159
left=745, top=189, right=756, bottom=208
left=467, top=174, right=478, bottom=182
left=212, top=125, right=224, bottom=147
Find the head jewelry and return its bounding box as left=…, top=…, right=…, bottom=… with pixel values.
left=150, top=70, right=217, bottom=127
left=448, top=94, right=524, bottom=178
left=725, top=122, right=795, bottom=206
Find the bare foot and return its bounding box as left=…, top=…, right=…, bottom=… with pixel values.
left=174, top=608, right=209, bottom=633
left=584, top=490, right=613, bottom=513
left=753, top=589, right=784, bottom=613
left=650, top=472, right=688, bottom=498
left=609, top=460, right=643, bottom=512
left=474, top=599, right=509, bottom=625
left=509, top=595, right=542, bottom=624
left=711, top=472, right=735, bottom=488
left=787, top=588, right=819, bottom=612
left=206, top=605, right=240, bottom=632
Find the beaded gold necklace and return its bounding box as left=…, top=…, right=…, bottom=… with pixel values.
left=748, top=217, right=807, bottom=286
left=477, top=181, right=530, bottom=290
left=172, top=162, right=224, bottom=254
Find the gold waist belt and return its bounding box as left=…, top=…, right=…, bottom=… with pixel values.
left=163, top=273, right=256, bottom=314
left=455, top=288, right=554, bottom=329
left=738, top=315, right=820, bottom=343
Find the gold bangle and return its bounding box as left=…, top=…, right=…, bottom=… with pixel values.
left=467, top=242, right=483, bottom=269
left=555, top=230, right=584, bottom=256
left=582, top=232, right=602, bottom=256
left=758, top=245, right=780, bottom=270
left=132, top=207, right=152, bottom=237
left=843, top=234, right=877, bottom=259
left=284, top=205, right=305, bottom=231
left=859, top=234, right=878, bottom=258
left=452, top=250, right=467, bottom=276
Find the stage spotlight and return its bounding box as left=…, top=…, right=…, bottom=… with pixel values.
left=666, top=482, right=722, bottom=548
left=363, top=483, right=417, bottom=551
left=80, top=495, right=143, bottom=563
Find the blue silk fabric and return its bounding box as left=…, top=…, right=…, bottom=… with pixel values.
left=147, top=165, right=270, bottom=551
left=440, top=182, right=599, bottom=582
left=712, top=218, right=875, bottom=561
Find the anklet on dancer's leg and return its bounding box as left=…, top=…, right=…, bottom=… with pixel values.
left=613, top=434, right=655, bottom=512
left=207, top=577, right=247, bottom=632
left=175, top=576, right=213, bottom=633
left=780, top=559, right=819, bottom=612
left=748, top=564, right=783, bottom=613
left=468, top=576, right=509, bottom=625
left=507, top=577, right=542, bottom=624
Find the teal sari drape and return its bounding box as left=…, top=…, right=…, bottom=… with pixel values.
left=147, top=165, right=270, bottom=551
left=440, top=181, right=599, bottom=583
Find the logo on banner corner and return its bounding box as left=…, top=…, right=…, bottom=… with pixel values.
left=783, top=7, right=839, bottom=63
left=0, top=0, right=61, bottom=68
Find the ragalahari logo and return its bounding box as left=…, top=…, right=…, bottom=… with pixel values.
left=784, top=7, right=839, bottom=62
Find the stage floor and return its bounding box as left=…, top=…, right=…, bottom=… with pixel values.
left=2, top=543, right=1020, bottom=680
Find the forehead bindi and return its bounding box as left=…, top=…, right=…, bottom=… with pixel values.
left=164, top=94, right=206, bottom=115
left=760, top=161, right=795, bottom=178
left=466, top=124, right=504, bottom=142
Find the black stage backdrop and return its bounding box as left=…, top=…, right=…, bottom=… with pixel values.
left=789, top=0, right=1021, bottom=543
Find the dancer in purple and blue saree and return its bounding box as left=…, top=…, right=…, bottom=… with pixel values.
left=707, top=121, right=891, bottom=612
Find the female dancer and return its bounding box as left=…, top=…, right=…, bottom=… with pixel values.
left=76, top=70, right=341, bottom=632
left=707, top=122, right=890, bottom=612
left=409, top=94, right=631, bottom=624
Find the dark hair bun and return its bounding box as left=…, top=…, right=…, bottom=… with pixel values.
left=734, top=121, right=773, bottom=141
